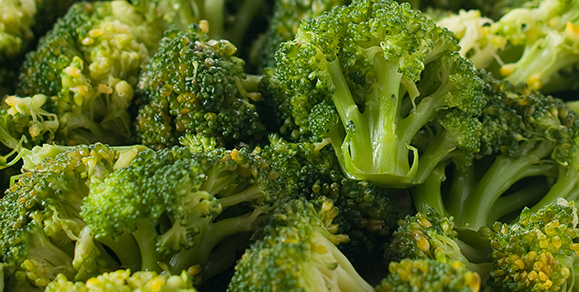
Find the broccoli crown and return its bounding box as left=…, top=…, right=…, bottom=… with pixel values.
left=46, top=269, right=197, bottom=292
left=478, top=70, right=579, bottom=157
left=384, top=208, right=493, bottom=282
left=135, top=25, right=266, bottom=149
left=375, top=258, right=481, bottom=292
left=82, top=145, right=283, bottom=276
left=0, top=143, right=145, bottom=290
left=16, top=1, right=169, bottom=146
left=485, top=199, right=579, bottom=291
left=385, top=208, right=458, bottom=263
left=228, top=196, right=374, bottom=292
left=259, top=0, right=351, bottom=70
left=270, top=0, right=485, bottom=187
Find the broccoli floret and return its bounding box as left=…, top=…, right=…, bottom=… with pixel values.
left=46, top=269, right=197, bottom=292
left=483, top=199, right=579, bottom=291
left=228, top=196, right=374, bottom=292
left=375, top=258, right=481, bottom=292
left=384, top=208, right=492, bottom=281
left=0, top=143, right=147, bottom=291
left=0, top=0, right=84, bottom=60
left=135, top=25, right=266, bottom=149
left=258, top=134, right=402, bottom=273
left=411, top=71, right=579, bottom=231
left=82, top=145, right=283, bottom=283
left=258, top=0, right=351, bottom=70
left=269, top=0, right=486, bottom=187
left=15, top=0, right=202, bottom=147
left=0, top=0, right=37, bottom=60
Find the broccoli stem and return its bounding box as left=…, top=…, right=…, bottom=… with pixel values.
left=445, top=162, right=477, bottom=217
left=458, top=141, right=556, bottom=229
left=203, top=0, right=224, bottom=40
left=531, top=164, right=579, bottom=212
left=0, top=119, right=21, bottom=149
left=225, top=0, right=263, bottom=46
left=98, top=233, right=141, bottom=271
left=169, top=208, right=266, bottom=273
left=217, top=185, right=265, bottom=209
left=412, top=129, right=458, bottom=184
left=492, top=178, right=551, bottom=223
left=410, top=163, right=448, bottom=216
left=132, top=220, right=161, bottom=272
left=327, top=58, right=370, bottom=164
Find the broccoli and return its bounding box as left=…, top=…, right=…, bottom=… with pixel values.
left=410, top=71, right=579, bottom=231
left=0, top=143, right=147, bottom=291
left=15, top=0, right=202, bottom=147
left=46, top=269, right=197, bottom=292
left=82, top=144, right=283, bottom=283
left=434, top=10, right=498, bottom=69
left=375, top=258, right=481, bottom=292
left=258, top=0, right=351, bottom=70
left=135, top=0, right=271, bottom=49
left=267, top=0, right=486, bottom=187
left=258, top=134, right=402, bottom=272
left=436, top=0, right=579, bottom=93
left=135, top=25, right=266, bottom=149
left=483, top=199, right=579, bottom=291
left=0, top=0, right=83, bottom=60
left=486, top=0, right=579, bottom=93
left=227, top=196, right=375, bottom=292
left=384, top=208, right=493, bottom=282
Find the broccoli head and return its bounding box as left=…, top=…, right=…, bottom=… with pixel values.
left=82, top=144, right=283, bottom=282
left=269, top=0, right=486, bottom=187
left=135, top=25, right=266, bottom=149
left=484, top=199, right=579, bottom=291
left=16, top=0, right=204, bottom=147
left=228, top=196, right=374, bottom=292
left=0, top=143, right=147, bottom=291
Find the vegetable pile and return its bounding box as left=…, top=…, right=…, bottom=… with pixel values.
left=1, top=0, right=579, bottom=291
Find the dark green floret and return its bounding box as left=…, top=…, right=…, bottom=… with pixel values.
left=135, top=25, right=266, bottom=149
